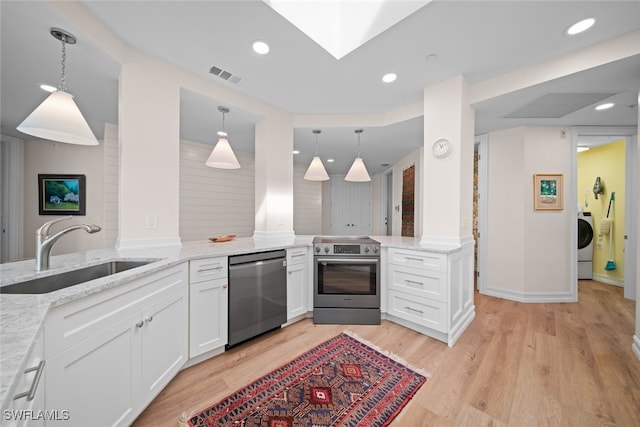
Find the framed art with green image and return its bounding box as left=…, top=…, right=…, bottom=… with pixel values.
left=38, top=174, right=86, bottom=215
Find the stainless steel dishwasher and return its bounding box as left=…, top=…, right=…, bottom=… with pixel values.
left=227, top=250, right=287, bottom=348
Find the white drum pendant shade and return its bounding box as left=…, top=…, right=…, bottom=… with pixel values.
left=345, top=157, right=370, bottom=182
left=17, top=90, right=99, bottom=146
left=304, top=156, right=329, bottom=181
left=205, top=137, right=241, bottom=169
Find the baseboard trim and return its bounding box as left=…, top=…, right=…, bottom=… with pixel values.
left=633, top=335, right=640, bottom=361
left=481, top=287, right=577, bottom=303
left=591, top=273, right=624, bottom=287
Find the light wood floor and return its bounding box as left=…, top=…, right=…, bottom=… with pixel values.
left=133, top=280, right=639, bottom=426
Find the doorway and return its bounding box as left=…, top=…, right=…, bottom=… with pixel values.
left=573, top=126, right=637, bottom=301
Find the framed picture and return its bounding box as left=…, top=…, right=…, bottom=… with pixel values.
left=533, top=173, right=563, bottom=211
left=38, top=174, right=86, bottom=215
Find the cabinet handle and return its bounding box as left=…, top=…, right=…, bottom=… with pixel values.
left=135, top=320, right=145, bottom=328
left=222, top=283, right=228, bottom=288
left=198, top=265, right=223, bottom=272
left=14, top=360, right=45, bottom=402
left=292, top=253, right=305, bottom=258
left=288, top=271, right=293, bottom=275
left=145, top=316, right=154, bottom=323
left=405, top=306, right=424, bottom=315
left=404, top=257, right=424, bottom=262
left=405, top=279, right=424, bottom=287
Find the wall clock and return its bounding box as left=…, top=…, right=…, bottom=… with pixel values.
left=432, top=138, right=452, bottom=158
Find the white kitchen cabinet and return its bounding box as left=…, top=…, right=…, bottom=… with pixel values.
left=188, top=257, right=228, bottom=359
left=3, top=329, right=46, bottom=427
left=44, top=263, right=188, bottom=426
left=286, top=248, right=309, bottom=321
left=384, top=245, right=475, bottom=347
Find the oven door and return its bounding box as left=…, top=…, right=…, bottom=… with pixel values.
left=314, top=256, right=380, bottom=308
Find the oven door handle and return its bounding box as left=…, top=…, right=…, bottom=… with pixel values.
left=315, top=257, right=379, bottom=264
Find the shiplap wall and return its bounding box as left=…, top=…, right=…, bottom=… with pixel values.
left=293, top=162, right=322, bottom=235
left=103, top=123, right=119, bottom=248
left=179, top=140, right=322, bottom=241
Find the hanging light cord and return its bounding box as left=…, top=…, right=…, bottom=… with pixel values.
left=59, top=35, right=67, bottom=91
left=355, top=129, right=363, bottom=158
left=314, top=132, right=319, bottom=156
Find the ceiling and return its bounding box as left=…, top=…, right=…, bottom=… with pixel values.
left=1, top=1, right=639, bottom=176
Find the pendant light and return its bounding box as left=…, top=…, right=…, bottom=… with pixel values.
left=205, top=106, right=241, bottom=169
left=304, top=129, right=330, bottom=181
left=345, top=129, right=370, bottom=182
left=17, top=28, right=98, bottom=146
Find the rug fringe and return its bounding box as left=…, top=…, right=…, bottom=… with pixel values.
left=177, top=411, right=193, bottom=427
left=342, top=330, right=432, bottom=378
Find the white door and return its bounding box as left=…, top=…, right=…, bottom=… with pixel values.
left=330, top=178, right=372, bottom=235
left=139, top=288, right=188, bottom=402
left=46, top=314, right=138, bottom=427
left=189, top=277, right=228, bottom=357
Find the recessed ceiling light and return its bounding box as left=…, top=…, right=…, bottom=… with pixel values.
left=565, top=18, right=595, bottom=35
left=40, top=84, right=57, bottom=92
left=327, top=158, right=334, bottom=163
left=252, top=40, right=270, bottom=55
left=577, top=146, right=590, bottom=152
left=425, top=53, right=438, bottom=62
left=595, top=102, right=614, bottom=110
left=382, top=73, right=397, bottom=83
left=293, top=150, right=300, bottom=154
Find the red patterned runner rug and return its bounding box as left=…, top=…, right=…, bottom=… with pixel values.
left=181, top=332, right=427, bottom=427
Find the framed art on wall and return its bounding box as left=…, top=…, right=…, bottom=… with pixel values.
left=533, top=173, right=563, bottom=210
left=38, top=174, right=86, bottom=215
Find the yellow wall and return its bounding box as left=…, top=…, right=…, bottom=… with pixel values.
left=577, top=140, right=626, bottom=283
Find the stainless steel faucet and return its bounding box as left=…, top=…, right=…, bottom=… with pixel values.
left=36, top=216, right=102, bottom=271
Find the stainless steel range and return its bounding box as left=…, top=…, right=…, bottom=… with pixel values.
left=313, top=236, right=381, bottom=325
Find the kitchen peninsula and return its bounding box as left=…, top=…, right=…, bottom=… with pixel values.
left=0, top=235, right=474, bottom=425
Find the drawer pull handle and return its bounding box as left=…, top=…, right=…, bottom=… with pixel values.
left=135, top=320, right=145, bottom=328
left=198, top=266, right=223, bottom=273
left=405, top=306, right=424, bottom=315
left=222, top=283, right=228, bottom=288
left=145, top=316, right=154, bottom=323
left=405, top=279, right=424, bottom=287
left=14, top=360, right=45, bottom=402
left=292, top=253, right=306, bottom=258
left=404, top=257, right=424, bottom=262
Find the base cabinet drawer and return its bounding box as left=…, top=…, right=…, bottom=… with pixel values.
left=387, top=290, right=447, bottom=333
left=387, top=248, right=446, bottom=272
left=388, top=265, right=447, bottom=302
left=190, top=257, right=227, bottom=283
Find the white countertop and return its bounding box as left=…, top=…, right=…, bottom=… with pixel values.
left=0, top=234, right=460, bottom=409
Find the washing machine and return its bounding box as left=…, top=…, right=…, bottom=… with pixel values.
left=578, top=212, right=594, bottom=279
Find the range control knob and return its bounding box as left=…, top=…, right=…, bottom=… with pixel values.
left=324, top=246, right=330, bottom=253
left=373, top=246, right=379, bottom=253
left=315, top=246, right=321, bottom=253
left=364, top=246, right=370, bottom=253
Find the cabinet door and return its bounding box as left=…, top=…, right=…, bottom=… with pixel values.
left=45, top=313, right=139, bottom=427
left=330, top=179, right=372, bottom=235
left=4, top=330, right=45, bottom=427
left=189, top=278, right=228, bottom=358
left=138, top=287, right=188, bottom=404
left=287, top=262, right=307, bottom=320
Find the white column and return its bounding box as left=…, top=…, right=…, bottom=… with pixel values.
left=421, top=75, right=475, bottom=247
left=253, top=113, right=295, bottom=242
left=117, top=51, right=181, bottom=249
left=634, top=89, right=640, bottom=360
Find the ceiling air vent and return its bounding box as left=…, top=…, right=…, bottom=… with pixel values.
left=209, top=65, right=242, bottom=85
left=504, top=92, right=618, bottom=118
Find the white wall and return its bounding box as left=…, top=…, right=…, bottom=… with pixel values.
left=484, top=126, right=573, bottom=301
left=23, top=139, right=105, bottom=259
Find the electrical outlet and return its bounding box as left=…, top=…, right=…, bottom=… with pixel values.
left=560, top=129, right=566, bottom=138
left=146, top=215, right=158, bottom=229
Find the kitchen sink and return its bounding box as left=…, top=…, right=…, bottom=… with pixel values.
left=0, top=260, right=158, bottom=295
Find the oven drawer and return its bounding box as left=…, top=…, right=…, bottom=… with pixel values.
left=388, top=265, right=447, bottom=302
left=287, top=247, right=309, bottom=265
left=387, top=248, right=446, bottom=272
left=190, top=257, right=228, bottom=284
left=387, top=290, right=447, bottom=332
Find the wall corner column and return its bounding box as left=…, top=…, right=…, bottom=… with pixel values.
left=421, top=75, right=475, bottom=248
left=253, top=113, right=295, bottom=242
